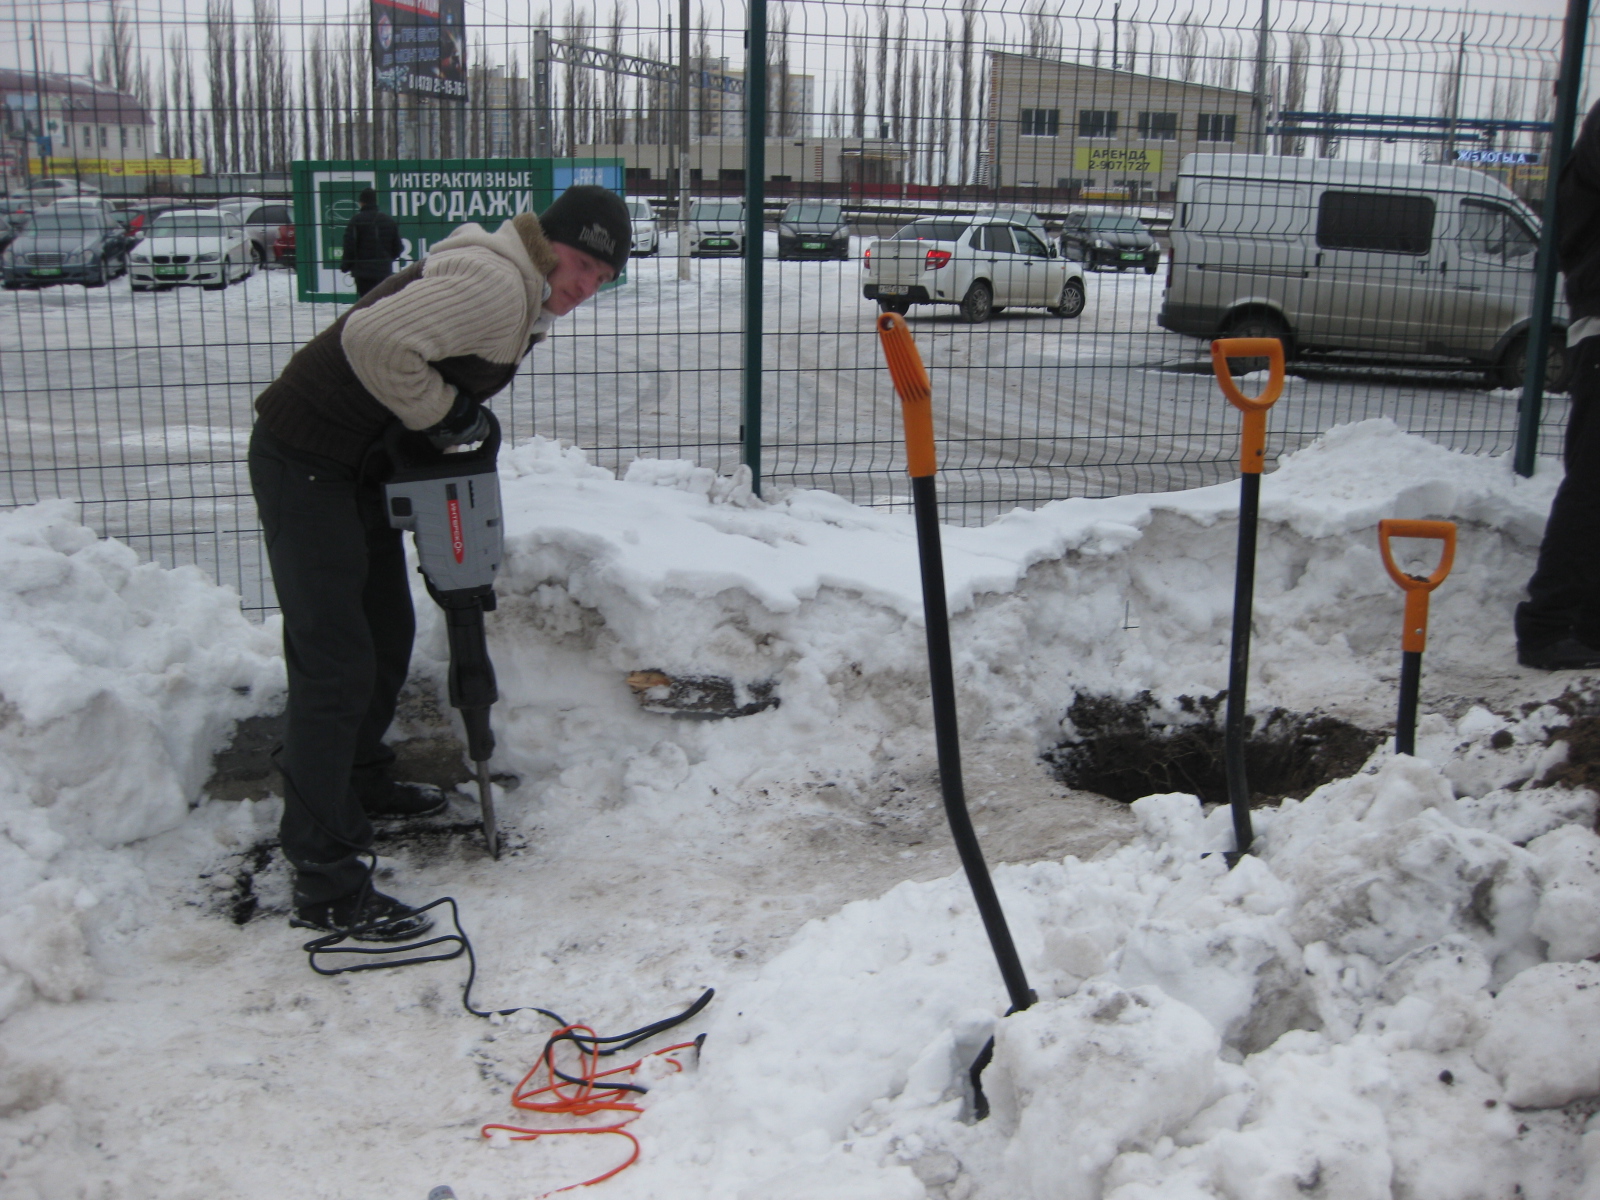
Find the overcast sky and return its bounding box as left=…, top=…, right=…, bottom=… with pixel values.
left=2, top=0, right=1586, bottom=127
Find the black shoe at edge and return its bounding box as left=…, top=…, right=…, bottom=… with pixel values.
left=1518, top=636, right=1600, bottom=672
left=290, top=889, right=435, bottom=942
left=361, top=780, right=449, bottom=819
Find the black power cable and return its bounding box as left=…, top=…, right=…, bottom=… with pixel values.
left=275, top=751, right=715, bottom=1055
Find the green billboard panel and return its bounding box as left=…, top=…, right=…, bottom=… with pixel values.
left=292, top=157, right=625, bottom=303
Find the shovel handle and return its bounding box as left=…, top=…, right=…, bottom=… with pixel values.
left=878, top=312, right=937, bottom=478
left=1211, top=338, right=1285, bottom=475
left=1378, top=519, right=1457, bottom=653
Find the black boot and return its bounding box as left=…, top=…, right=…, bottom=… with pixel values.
left=291, top=888, right=435, bottom=941
left=360, top=779, right=448, bottom=819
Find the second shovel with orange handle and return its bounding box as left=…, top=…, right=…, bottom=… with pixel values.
left=1378, top=520, right=1457, bottom=757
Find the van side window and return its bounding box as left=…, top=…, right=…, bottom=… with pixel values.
left=1459, top=199, right=1537, bottom=264
left=1316, top=191, right=1434, bottom=255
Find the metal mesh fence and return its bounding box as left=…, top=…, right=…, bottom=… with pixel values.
left=0, top=0, right=1588, bottom=614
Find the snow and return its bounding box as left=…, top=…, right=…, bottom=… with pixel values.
left=2, top=417, right=1599, bottom=1199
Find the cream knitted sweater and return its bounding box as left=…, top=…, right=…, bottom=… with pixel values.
left=342, top=212, right=559, bottom=430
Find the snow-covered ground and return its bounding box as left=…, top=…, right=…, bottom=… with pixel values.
left=4, top=417, right=1600, bottom=1199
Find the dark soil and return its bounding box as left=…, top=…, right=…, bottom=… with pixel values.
left=1044, top=691, right=1383, bottom=807
left=1535, top=688, right=1600, bottom=795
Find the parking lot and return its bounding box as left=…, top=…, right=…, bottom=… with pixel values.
left=0, top=228, right=1567, bottom=612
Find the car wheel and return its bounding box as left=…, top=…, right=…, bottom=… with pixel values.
left=1049, top=278, right=1087, bottom=319
left=959, top=280, right=993, bottom=324
left=878, top=299, right=911, bottom=316
left=1144, top=263, right=1159, bottom=275
left=990, top=306, right=1006, bottom=315
left=1221, top=312, right=1291, bottom=374
left=250, top=243, right=266, bottom=269
left=1496, top=333, right=1568, bottom=393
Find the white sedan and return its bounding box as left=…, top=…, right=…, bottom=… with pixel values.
left=128, top=209, right=255, bottom=291
left=626, top=199, right=658, bottom=257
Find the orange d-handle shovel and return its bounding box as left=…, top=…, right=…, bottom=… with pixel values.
left=1377, top=520, right=1456, bottom=757
left=877, top=314, right=1035, bottom=1109
left=1211, top=338, right=1286, bottom=858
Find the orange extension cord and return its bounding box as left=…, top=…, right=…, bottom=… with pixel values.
left=481, top=1024, right=699, bottom=1194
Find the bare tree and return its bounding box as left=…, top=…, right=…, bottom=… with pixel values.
left=850, top=23, right=867, bottom=139
left=96, top=0, right=140, bottom=97
left=205, top=0, right=237, bottom=172
left=249, top=0, right=289, bottom=172
left=907, top=50, right=922, bottom=181
left=307, top=28, right=328, bottom=159
left=1025, top=0, right=1060, bottom=58
left=1318, top=23, right=1344, bottom=158
left=874, top=4, right=889, bottom=140
left=957, top=0, right=976, bottom=183
left=1279, top=31, right=1309, bottom=156
left=603, top=1, right=625, bottom=144
left=890, top=10, right=907, bottom=142
left=1173, top=14, right=1201, bottom=84
left=937, top=23, right=954, bottom=183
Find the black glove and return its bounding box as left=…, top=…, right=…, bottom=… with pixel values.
left=424, top=394, right=491, bottom=449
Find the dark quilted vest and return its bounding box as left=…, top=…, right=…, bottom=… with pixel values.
left=253, top=263, right=530, bottom=467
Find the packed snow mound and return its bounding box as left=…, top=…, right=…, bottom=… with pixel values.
left=3, top=420, right=1599, bottom=1199
left=0, top=501, right=281, bottom=1021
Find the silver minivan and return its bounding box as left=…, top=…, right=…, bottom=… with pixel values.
left=1159, top=154, right=1565, bottom=387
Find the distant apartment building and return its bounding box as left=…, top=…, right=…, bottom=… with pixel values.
left=1, top=68, right=175, bottom=185
left=986, top=51, right=1256, bottom=197
left=693, top=58, right=815, bottom=140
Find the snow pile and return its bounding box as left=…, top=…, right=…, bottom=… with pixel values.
left=3, top=420, right=1600, bottom=1199
left=0, top=500, right=280, bottom=1020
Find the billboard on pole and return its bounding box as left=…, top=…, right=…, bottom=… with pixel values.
left=371, top=0, right=468, bottom=102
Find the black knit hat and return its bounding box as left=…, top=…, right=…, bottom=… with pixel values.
left=539, top=184, right=631, bottom=275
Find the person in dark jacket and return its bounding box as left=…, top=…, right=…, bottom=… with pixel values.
left=340, top=187, right=404, bottom=296
left=251, top=186, right=631, bottom=941
left=1517, top=99, right=1600, bottom=672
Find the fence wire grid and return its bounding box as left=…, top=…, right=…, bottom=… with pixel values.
left=0, top=0, right=1588, bottom=614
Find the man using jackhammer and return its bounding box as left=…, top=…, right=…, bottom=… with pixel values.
left=249, top=185, right=630, bottom=940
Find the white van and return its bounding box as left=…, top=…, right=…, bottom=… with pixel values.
left=1159, top=154, right=1566, bottom=387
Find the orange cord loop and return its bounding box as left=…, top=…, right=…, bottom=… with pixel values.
left=481, top=1024, right=699, bottom=1195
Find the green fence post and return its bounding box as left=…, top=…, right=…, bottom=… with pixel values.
left=1514, top=0, right=1590, bottom=478
left=743, top=0, right=767, bottom=495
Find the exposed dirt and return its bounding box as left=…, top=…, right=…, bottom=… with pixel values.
left=1043, top=690, right=1384, bottom=807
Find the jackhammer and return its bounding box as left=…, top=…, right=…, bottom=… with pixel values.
left=384, top=411, right=505, bottom=859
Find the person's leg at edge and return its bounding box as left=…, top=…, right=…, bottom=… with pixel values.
left=249, top=428, right=380, bottom=906
left=1520, top=337, right=1600, bottom=665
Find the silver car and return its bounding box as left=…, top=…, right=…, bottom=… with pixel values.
left=1, top=200, right=132, bottom=288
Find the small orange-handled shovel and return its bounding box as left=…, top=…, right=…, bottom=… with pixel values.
left=1210, top=338, right=1286, bottom=858
left=1377, top=520, right=1457, bottom=756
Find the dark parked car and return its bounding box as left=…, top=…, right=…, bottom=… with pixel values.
left=1058, top=212, right=1161, bottom=273
left=1, top=202, right=133, bottom=288
left=777, top=202, right=850, bottom=260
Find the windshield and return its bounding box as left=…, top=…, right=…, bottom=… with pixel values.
left=627, top=201, right=652, bottom=218
left=29, top=211, right=104, bottom=232
left=783, top=205, right=842, bottom=223
left=892, top=221, right=969, bottom=241
left=692, top=203, right=744, bottom=220
left=151, top=213, right=235, bottom=236
left=1086, top=216, right=1146, bottom=232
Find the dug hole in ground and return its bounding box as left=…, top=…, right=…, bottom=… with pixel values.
left=4, top=418, right=1600, bottom=1200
